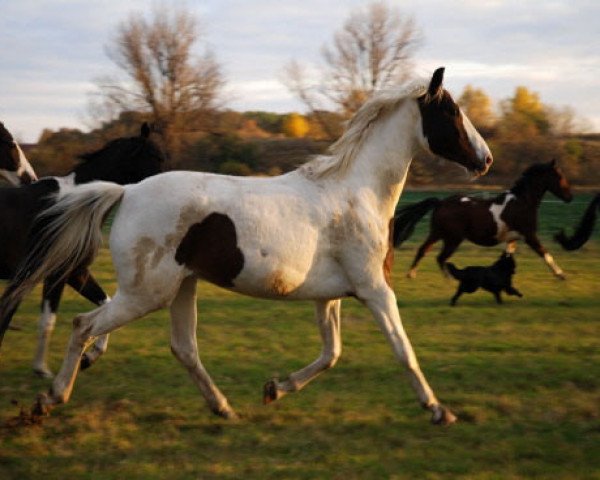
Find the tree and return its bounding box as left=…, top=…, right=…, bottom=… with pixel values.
left=500, top=86, right=550, bottom=136
left=458, top=85, right=495, bottom=135
left=90, top=4, right=225, bottom=166
left=283, top=1, right=420, bottom=138
left=282, top=113, right=310, bottom=138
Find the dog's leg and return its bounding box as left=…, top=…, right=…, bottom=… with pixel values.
left=450, top=288, right=463, bottom=306
left=505, top=286, right=523, bottom=298
left=494, top=291, right=503, bottom=304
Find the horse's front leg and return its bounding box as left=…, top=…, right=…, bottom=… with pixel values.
left=525, top=234, right=566, bottom=279
left=65, top=269, right=111, bottom=370
left=264, top=299, right=341, bottom=404
left=361, top=284, right=456, bottom=425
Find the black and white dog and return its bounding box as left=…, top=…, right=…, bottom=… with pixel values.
left=445, top=252, right=523, bottom=306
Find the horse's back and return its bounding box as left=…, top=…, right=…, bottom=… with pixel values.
left=111, top=171, right=351, bottom=301
left=433, top=195, right=500, bottom=245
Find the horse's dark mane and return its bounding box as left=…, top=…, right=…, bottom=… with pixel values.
left=76, top=137, right=137, bottom=165
left=509, top=163, right=553, bottom=196
left=0, top=123, right=13, bottom=143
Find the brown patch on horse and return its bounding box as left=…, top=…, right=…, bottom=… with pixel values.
left=164, top=205, right=201, bottom=249
left=418, top=90, right=479, bottom=168
left=132, top=236, right=157, bottom=286
left=383, top=217, right=395, bottom=287
left=175, top=212, right=244, bottom=288
left=268, top=270, right=293, bottom=296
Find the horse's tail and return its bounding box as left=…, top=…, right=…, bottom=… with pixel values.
left=554, top=193, right=600, bottom=251
left=445, top=262, right=463, bottom=281
left=0, top=181, right=125, bottom=344
left=393, top=197, right=440, bottom=247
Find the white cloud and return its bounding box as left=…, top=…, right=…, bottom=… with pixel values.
left=1, top=0, right=599, bottom=140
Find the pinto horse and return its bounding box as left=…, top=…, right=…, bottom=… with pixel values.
left=394, top=160, right=572, bottom=279
left=0, top=123, right=165, bottom=377
left=554, top=193, right=600, bottom=250
left=0, top=122, right=38, bottom=185
left=1, top=68, right=492, bottom=425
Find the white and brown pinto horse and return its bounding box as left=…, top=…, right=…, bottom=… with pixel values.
left=4, top=68, right=492, bottom=424
left=0, top=122, right=38, bottom=185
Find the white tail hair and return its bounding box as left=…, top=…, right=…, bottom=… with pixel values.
left=4, top=181, right=125, bottom=306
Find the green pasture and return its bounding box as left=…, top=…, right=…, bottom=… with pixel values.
left=1, top=191, right=598, bottom=479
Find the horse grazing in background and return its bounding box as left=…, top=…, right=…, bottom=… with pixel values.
left=554, top=193, right=600, bottom=250
left=0, top=122, right=38, bottom=185
left=0, top=68, right=492, bottom=425
left=394, top=160, right=572, bottom=279
left=0, top=123, right=165, bottom=377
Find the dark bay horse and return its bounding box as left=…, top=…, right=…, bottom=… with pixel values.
left=0, top=122, right=38, bottom=185
left=0, top=123, right=165, bottom=377
left=1, top=68, right=492, bottom=425
left=554, top=193, right=600, bottom=250
left=394, top=160, right=572, bottom=279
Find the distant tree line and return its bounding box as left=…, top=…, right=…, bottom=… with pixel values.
left=24, top=2, right=600, bottom=187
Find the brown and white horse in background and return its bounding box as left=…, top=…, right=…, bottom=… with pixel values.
left=394, top=160, right=572, bottom=279
left=0, top=122, right=38, bottom=185
left=2, top=68, right=492, bottom=425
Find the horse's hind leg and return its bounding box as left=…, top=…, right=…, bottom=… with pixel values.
left=32, top=279, right=66, bottom=378
left=437, top=239, right=462, bottom=276
left=169, top=275, right=237, bottom=419
left=33, top=293, right=159, bottom=415
left=407, top=233, right=439, bottom=278
left=65, top=270, right=111, bottom=370
left=264, top=299, right=341, bottom=404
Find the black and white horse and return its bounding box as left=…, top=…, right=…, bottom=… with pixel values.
left=0, top=122, right=38, bottom=185
left=394, top=160, right=572, bottom=279
left=3, top=68, right=492, bottom=424
left=0, top=123, right=165, bottom=377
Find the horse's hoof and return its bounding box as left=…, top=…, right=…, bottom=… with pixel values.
left=33, top=367, right=54, bottom=379
left=263, top=379, right=280, bottom=405
left=213, top=406, right=239, bottom=420
left=406, top=270, right=417, bottom=279
left=556, top=273, right=567, bottom=280
left=31, top=392, right=53, bottom=417
left=431, top=405, right=457, bottom=426
left=80, top=353, right=92, bottom=370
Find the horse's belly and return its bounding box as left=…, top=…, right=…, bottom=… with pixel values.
left=497, top=229, right=521, bottom=243
left=230, top=254, right=352, bottom=301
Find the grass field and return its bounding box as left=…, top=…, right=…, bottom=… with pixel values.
left=1, top=190, right=598, bottom=479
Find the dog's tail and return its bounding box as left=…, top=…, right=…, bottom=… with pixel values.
left=445, top=262, right=463, bottom=281
left=393, top=197, right=440, bottom=247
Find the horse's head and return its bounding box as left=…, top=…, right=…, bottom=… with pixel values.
left=75, top=123, right=165, bottom=185
left=417, top=68, right=493, bottom=177
left=0, top=122, right=38, bottom=186
left=546, top=159, right=573, bottom=203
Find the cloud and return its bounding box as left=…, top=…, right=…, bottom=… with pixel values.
left=1, top=0, right=599, bottom=141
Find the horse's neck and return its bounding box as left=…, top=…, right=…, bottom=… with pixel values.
left=512, top=180, right=547, bottom=207
left=71, top=163, right=97, bottom=184
left=342, top=102, right=417, bottom=218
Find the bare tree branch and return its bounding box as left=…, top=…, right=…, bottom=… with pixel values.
left=88, top=4, right=225, bottom=166
left=282, top=1, right=420, bottom=138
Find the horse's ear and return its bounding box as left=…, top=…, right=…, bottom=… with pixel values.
left=428, top=67, right=445, bottom=97
left=550, top=158, right=558, bottom=167
left=141, top=122, right=151, bottom=138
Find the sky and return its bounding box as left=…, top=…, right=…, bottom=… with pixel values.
left=0, top=0, right=598, bottom=142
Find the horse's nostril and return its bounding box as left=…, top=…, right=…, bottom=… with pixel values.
left=485, top=155, right=493, bottom=166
